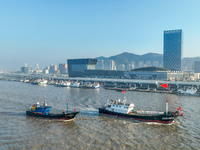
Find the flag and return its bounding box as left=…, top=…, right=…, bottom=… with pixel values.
left=177, top=107, right=182, bottom=111
left=74, top=109, right=76, bottom=112
left=66, top=99, right=68, bottom=101
left=122, top=90, right=125, bottom=93
left=160, top=83, right=168, bottom=89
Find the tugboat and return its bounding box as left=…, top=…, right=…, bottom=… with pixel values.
left=99, top=97, right=183, bottom=124
left=26, top=100, right=80, bottom=121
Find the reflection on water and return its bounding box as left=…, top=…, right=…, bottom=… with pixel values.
left=0, top=81, right=199, bottom=150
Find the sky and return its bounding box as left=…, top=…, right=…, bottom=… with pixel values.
left=0, top=0, right=200, bottom=71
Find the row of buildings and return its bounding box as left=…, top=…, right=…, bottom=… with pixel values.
left=21, top=63, right=68, bottom=74
left=21, top=29, right=200, bottom=81
left=65, top=29, right=200, bottom=80
left=67, top=58, right=200, bottom=81
left=96, top=60, right=161, bottom=71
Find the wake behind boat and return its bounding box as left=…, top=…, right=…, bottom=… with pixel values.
left=26, top=101, right=79, bottom=121
left=99, top=97, right=183, bottom=124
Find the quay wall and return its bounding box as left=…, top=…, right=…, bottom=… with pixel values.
left=1, top=73, right=200, bottom=92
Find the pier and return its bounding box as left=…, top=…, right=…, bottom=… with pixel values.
left=1, top=72, right=200, bottom=94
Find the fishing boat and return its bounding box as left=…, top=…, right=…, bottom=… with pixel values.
left=38, top=80, right=48, bottom=85
left=99, top=97, right=183, bottom=124
left=56, top=81, right=71, bottom=87
left=26, top=101, right=79, bottom=121
left=70, top=82, right=80, bottom=88
left=177, top=87, right=198, bottom=95
left=61, top=82, right=71, bottom=87
left=92, top=83, right=102, bottom=89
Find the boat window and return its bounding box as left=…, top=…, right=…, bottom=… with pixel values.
left=113, top=105, right=115, bottom=107
left=119, top=106, right=121, bottom=108
left=116, top=105, right=118, bottom=107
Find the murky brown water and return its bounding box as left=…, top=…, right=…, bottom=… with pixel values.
left=0, top=80, right=200, bottom=150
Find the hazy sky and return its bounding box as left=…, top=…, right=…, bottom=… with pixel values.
left=1, top=0, right=200, bottom=71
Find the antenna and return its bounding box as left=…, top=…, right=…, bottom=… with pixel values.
left=123, top=96, right=126, bottom=103
left=107, top=96, right=109, bottom=104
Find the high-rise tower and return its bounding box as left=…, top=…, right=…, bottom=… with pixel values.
left=163, top=29, right=183, bottom=71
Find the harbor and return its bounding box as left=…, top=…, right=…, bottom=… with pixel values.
left=1, top=72, right=200, bottom=96
left=0, top=80, right=199, bottom=150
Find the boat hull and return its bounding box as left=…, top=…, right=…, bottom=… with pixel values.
left=99, top=108, right=175, bottom=124
left=92, top=86, right=103, bottom=89
left=26, top=111, right=80, bottom=120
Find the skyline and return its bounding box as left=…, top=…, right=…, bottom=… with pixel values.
left=1, top=0, right=200, bottom=71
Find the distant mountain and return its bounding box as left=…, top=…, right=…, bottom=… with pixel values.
left=109, top=52, right=140, bottom=66
left=140, top=53, right=163, bottom=61
left=95, top=56, right=107, bottom=60
left=96, top=52, right=163, bottom=66
left=95, top=52, right=199, bottom=70
left=183, top=57, right=200, bottom=61
left=183, top=57, right=200, bottom=70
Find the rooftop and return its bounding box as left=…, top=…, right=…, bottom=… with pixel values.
left=131, top=67, right=171, bottom=72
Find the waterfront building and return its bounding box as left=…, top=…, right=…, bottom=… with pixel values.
left=43, top=66, right=50, bottom=74
left=104, top=60, right=116, bottom=70
left=96, top=60, right=104, bottom=70
left=49, top=65, right=57, bottom=74
left=21, top=66, right=29, bottom=74
left=137, top=61, right=144, bottom=68
left=126, top=64, right=134, bottom=71
left=36, top=63, right=39, bottom=70
left=67, top=58, right=97, bottom=77
left=194, top=61, right=200, bottom=73
left=84, top=70, right=124, bottom=79
left=43, top=69, right=49, bottom=74
left=84, top=67, right=183, bottom=80
left=59, top=63, right=68, bottom=74
left=152, top=61, right=160, bottom=67
left=145, top=61, right=152, bottom=67
left=163, top=29, right=183, bottom=71
left=34, top=70, right=42, bottom=74
left=117, top=64, right=125, bottom=71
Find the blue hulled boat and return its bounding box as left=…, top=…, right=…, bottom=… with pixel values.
left=26, top=101, right=79, bottom=121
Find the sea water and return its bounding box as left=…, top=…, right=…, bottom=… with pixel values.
left=0, top=80, right=199, bottom=150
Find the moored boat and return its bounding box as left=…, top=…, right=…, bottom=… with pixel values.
left=99, top=97, right=183, bottom=124
left=177, top=87, right=198, bottom=95
left=38, top=80, right=48, bottom=85
left=56, top=81, right=71, bottom=87
left=92, top=83, right=103, bottom=89
left=26, top=101, right=79, bottom=121
left=70, top=82, right=80, bottom=88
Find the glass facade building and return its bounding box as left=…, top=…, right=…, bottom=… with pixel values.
left=163, top=29, right=183, bottom=71
left=67, top=58, right=97, bottom=77
left=21, top=67, right=29, bottom=74
left=194, top=61, right=200, bottom=73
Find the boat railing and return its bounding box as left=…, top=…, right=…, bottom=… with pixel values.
left=112, top=102, right=130, bottom=106
left=136, top=110, right=164, bottom=115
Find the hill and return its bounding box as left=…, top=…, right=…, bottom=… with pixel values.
left=95, top=52, right=200, bottom=70
left=96, top=52, right=163, bottom=66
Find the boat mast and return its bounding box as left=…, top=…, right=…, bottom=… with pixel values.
left=66, top=99, right=69, bottom=113
left=166, top=96, right=169, bottom=115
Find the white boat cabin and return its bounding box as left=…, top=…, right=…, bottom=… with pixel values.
left=105, top=100, right=135, bottom=114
